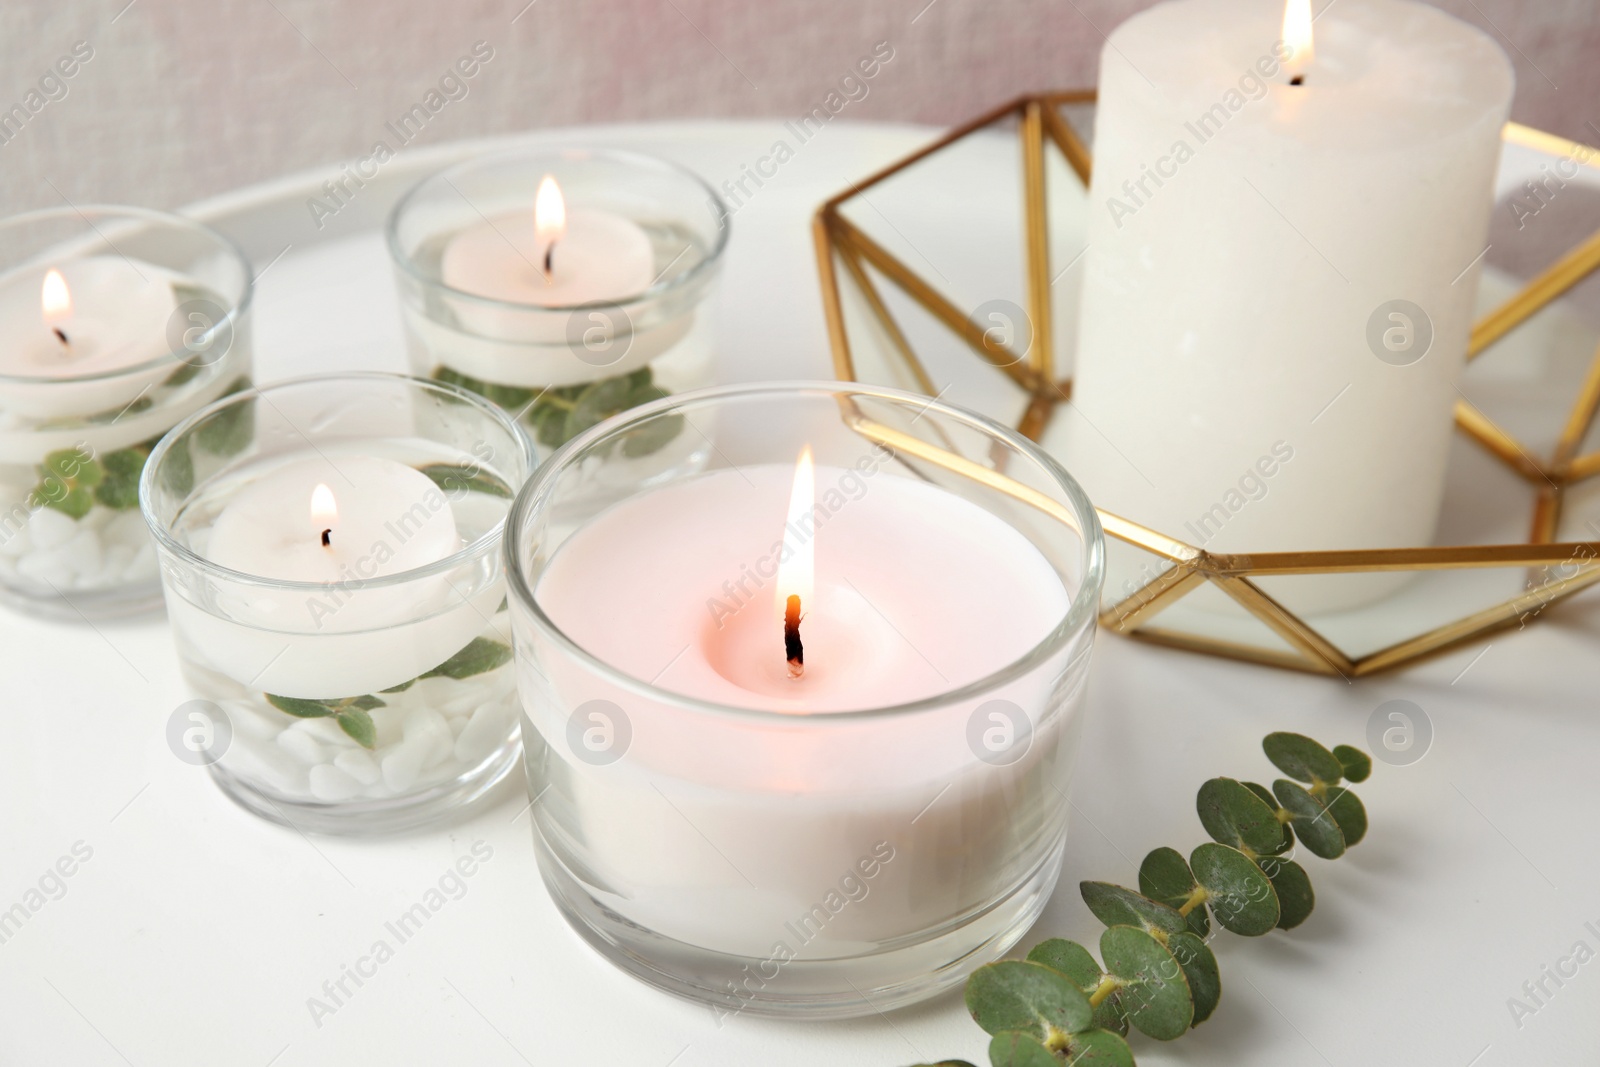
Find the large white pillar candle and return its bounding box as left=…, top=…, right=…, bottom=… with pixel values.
left=1060, top=0, right=1513, bottom=611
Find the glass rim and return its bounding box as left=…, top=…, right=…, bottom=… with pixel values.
left=0, top=203, right=255, bottom=387
left=504, top=379, right=1106, bottom=725
left=384, top=145, right=731, bottom=315
left=139, top=371, right=538, bottom=593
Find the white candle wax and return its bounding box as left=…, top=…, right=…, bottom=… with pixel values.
left=1061, top=0, right=1512, bottom=611
left=167, top=456, right=493, bottom=698
left=524, top=463, right=1078, bottom=955
left=0, top=257, right=185, bottom=419
left=431, top=179, right=687, bottom=388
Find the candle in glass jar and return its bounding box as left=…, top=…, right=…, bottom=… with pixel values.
left=527, top=453, right=1073, bottom=954
left=166, top=455, right=487, bottom=697
left=0, top=258, right=187, bottom=419
left=1062, top=0, right=1513, bottom=611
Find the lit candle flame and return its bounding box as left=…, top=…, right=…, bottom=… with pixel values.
left=311, top=483, right=337, bottom=547
left=535, top=174, right=566, bottom=257
left=41, top=268, right=72, bottom=344
left=777, top=446, right=815, bottom=613
left=1282, top=0, right=1314, bottom=80
left=777, top=447, right=815, bottom=679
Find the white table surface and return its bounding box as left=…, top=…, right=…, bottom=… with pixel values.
left=2, top=119, right=1597, bottom=1067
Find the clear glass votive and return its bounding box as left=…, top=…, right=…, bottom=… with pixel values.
left=141, top=373, right=536, bottom=834
left=505, top=380, right=1105, bottom=1018
left=0, top=206, right=253, bottom=618
left=387, top=147, right=728, bottom=478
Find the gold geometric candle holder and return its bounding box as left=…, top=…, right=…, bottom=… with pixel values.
left=813, top=91, right=1600, bottom=677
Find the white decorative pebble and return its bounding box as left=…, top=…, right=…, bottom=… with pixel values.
left=404, top=708, right=454, bottom=770
left=103, top=509, right=150, bottom=548
left=381, top=740, right=427, bottom=792
left=404, top=676, right=458, bottom=711
left=221, top=741, right=307, bottom=795
left=103, top=543, right=134, bottom=575
left=80, top=507, right=112, bottom=531
left=334, top=748, right=381, bottom=786
left=223, top=701, right=284, bottom=742
left=290, top=716, right=359, bottom=748
left=16, top=549, right=74, bottom=587
left=276, top=728, right=327, bottom=766
left=27, top=508, right=76, bottom=550
left=309, top=764, right=363, bottom=802
left=447, top=715, right=468, bottom=739
left=60, top=530, right=104, bottom=575
left=372, top=707, right=407, bottom=749
left=454, top=702, right=508, bottom=766
left=0, top=524, right=30, bottom=557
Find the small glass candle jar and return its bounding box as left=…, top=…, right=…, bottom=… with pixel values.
left=505, top=381, right=1105, bottom=1017
left=0, top=206, right=252, bottom=618
left=387, top=147, right=728, bottom=477
left=141, top=373, right=536, bottom=834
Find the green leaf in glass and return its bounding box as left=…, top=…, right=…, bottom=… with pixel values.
left=1080, top=881, right=1188, bottom=937
left=265, top=694, right=333, bottom=718
left=336, top=707, right=377, bottom=749
left=965, top=960, right=1093, bottom=1038
left=194, top=378, right=255, bottom=456
left=93, top=447, right=147, bottom=509
left=415, top=463, right=512, bottom=499
left=1271, top=779, right=1347, bottom=860
left=1137, top=846, right=1209, bottom=938
left=1262, top=732, right=1344, bottom=785
left=1196, top=777, right=1290, bottom=856
left=1190, top=842, right=1281, bottom=936
left=421, top=637, right=513, bottom=680
left=1099, top=925, right=1193, bottom=1040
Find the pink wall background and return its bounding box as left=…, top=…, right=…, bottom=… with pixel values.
left=1, top=0, right=1596, bottom=214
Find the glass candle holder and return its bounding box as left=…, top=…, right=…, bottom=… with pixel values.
left=505, top=381, right=1105, bottom=1018
left=0, top=206, right=253, bottom=618
left=387, top=147, right=728, bottom=478
left=141, top=373, right=536, bottom=834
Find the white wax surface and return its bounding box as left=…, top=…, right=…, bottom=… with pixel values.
left=1063, top=0, right=1513, bottom=612
left=440, top=207, right=654, bottom=309
left=0, top=256, right=184, bottom=419
left=173, top=456, right=487, bottom=698
left=535, top=464, right=1071, bottom=712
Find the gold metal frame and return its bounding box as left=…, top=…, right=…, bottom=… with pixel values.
left=813, top=91, right=1600, bottom=677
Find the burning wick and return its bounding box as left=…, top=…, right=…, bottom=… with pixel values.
left=42, top=268, right=72, bottom=347
left=784, top=594, right=804, bottom=679
left=311, top=482, right=337, bottom=551
left=1289, top=74, right=1305, bottom=86
left=535, top=174, right=565, bottom=284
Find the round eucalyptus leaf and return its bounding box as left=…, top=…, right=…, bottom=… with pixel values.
left=1197, top=777, right=1290, bottom=855
left=1332, top=744, right=1372, bottom=783
left=1272, top=779, right=1347, bottom=859
left=1060, top=1027, right=1137, bottom=1067
left=1257, top=854, right=1315, bottom=929
left=1263, top=732, right=1345, bottom=784
left=1190, top=842, right=1281, bottom=936
left=1327, top=785, right=1368, bottom=846
left=1027, top=939, right=1127, bottom=1035
left=1080, top=881, right=1187, bottom=937
left=1240, top=781, right=1295, bottom=854
left=1138, top=846, right=1209, bottom=938
left=966, top=960, right=1093, bottom=1037
left=987, top=1032, right=1057, bottom=1067
left=1166, top=930, right=1222, bottom=1026
left=1099, top=925, right=1194, bottom=1040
